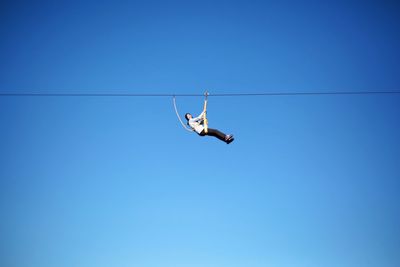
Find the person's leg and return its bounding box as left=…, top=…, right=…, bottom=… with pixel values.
left=206, top=128, right=227, bottom=142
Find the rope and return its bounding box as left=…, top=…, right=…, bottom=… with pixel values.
left=172, top=96, right=194, bottom=132
left=203, top=92, right=208, bottom=134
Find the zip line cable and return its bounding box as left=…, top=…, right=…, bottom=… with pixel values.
left=0, top=91, right=400, bottom=97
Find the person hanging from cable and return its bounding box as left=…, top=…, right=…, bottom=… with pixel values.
left=184, top=92, right=234, bottom=144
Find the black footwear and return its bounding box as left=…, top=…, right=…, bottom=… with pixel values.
left=225, top=134, right=234, bottom=144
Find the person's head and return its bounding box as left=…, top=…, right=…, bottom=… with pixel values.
left=185, top=113, right=192, bottom=120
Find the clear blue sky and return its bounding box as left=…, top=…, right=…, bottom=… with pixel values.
left=1, top=1, right=400, bottom=267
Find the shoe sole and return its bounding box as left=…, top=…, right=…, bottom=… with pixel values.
left=226, top=138, right=235, bottom=144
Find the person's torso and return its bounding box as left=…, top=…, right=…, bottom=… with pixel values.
left=188, top=119, right=204, bottom=134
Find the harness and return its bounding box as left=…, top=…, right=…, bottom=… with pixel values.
left=173, top=91, right=209, bottom=133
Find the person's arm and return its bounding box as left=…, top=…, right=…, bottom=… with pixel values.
left=192, top=110, right=205, bottom=122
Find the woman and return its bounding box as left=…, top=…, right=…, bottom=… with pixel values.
left=185, top=111, right=234, bottom=144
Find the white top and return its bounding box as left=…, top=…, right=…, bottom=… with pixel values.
left=188, top=111, right=205, bottom=134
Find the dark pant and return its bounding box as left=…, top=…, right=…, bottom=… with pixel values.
left=199, top=128, right=226, bottom=142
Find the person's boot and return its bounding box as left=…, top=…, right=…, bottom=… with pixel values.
left=225, top=134, right=234, bottom=144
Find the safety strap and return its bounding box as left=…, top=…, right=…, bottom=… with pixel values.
left=172, top=96, right=194, bottom=132
left=203, top=91, right=209, bottom=133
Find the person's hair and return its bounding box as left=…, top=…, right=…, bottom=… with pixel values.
left=185, top=113, right=191, bottom=121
